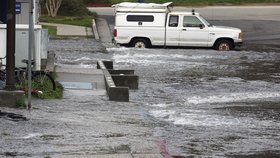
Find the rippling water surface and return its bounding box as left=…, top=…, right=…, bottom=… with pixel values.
left=51, top=39, right=280, bottom=157
left=107, top=47, right=280, bottom=157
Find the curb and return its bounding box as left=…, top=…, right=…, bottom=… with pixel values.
left=87, top=3, right=112, bottom=7
left=92, top=19, right=100, bottom=40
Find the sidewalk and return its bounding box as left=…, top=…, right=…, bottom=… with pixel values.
left=40, top=19, right=113, bottom=46
left=55, top=66, right=106, bottom=96
left=40, top=22, right=94, bottom=36
left=95, top=18, right=112, bottom=43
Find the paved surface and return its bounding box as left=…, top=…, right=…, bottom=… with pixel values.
left=40, top=23, right=93, bottom=36
left=96, top=18, right=113, bottom=43
left=56, top=67, right=106, bottom=95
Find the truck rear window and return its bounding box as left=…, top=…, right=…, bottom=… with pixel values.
left=127, top=15, right=154, bottom=22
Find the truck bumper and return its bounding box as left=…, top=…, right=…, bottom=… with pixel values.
left=234, top=42, right=243, bottom=47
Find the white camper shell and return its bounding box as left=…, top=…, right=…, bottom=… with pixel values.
left=114, top=2, right=243, bottom=51
left=114, top=2, right=172, bottom=27
left=114, top=2, right=172, bottom=13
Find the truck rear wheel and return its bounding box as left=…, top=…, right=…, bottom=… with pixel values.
left=132, top=39, right=150, bottom=48
left=215, top=39, right=233, bottom=51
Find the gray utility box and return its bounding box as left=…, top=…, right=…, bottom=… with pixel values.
left=0, top=24, right=48, bottom=70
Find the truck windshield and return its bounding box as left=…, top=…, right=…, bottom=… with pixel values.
left=199, top=15, right=212, bottom=27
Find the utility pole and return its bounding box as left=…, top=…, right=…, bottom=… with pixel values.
left=27, top=0, right=34, bottom=109
left=5, top=0, right=16, bottom=90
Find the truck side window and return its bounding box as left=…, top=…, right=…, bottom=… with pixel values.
left=183, top=16, right=204, bottom=27
left=169, top=15, right=179, bottom=27
left=127, top=15, right=154, bottom=22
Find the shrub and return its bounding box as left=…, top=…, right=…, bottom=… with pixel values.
left=58, top=0, right=93, bottom=17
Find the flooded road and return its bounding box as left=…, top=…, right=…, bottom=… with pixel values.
left=108, top=47, right=280, bottom=157
left=1, top=38, right=280, bottom=157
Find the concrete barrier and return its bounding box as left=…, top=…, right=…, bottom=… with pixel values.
left=108, top=69, right=135, bottom=75
left=97, top=60, right=113, bottom=69
left=97, top=61, right=139, bottom=102
left=108, top=86, right=129, bottom=102
left=92, top=19, right=100, bottom=40
left=0, top=90, right=25, bottom=108
left=103, top=69, right=129, bottom=102
left=111, top=75, right=139, bottom=89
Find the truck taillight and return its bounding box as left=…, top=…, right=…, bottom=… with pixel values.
left=114, top=29, right=117, bottom=37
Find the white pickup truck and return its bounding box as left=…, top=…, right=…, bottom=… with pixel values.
left=113, top=2, right=243, bottom=51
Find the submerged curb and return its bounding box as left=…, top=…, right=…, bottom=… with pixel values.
left=92, top=19, right=100, bottom=40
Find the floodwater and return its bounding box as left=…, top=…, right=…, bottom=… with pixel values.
left=1, top=38, right=280, bottom=157
left=108, top=46, right=280, bottom=157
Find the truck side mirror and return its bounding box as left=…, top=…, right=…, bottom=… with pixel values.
left=199, top=24, right=204, bottom=29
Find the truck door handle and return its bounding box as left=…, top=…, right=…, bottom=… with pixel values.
left=182, top=29, right=187, bottom=31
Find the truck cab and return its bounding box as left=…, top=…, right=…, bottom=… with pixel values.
left=113, top=2, right=243, bottom=51
left=165, top=12, right=243, bottom=50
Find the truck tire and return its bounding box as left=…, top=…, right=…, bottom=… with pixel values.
left=214, top=39, right=233, bottom=51
left=132, top=38, right=150, bottom=48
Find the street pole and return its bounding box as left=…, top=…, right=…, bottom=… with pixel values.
left=5, top=0, right=16, bottom=90
left=27, top=0, right=34, bottom=109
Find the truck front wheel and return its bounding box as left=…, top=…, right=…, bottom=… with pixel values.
left=132, top=38, right=150, bottom=48
left=214, top=39, right=234, bottom=51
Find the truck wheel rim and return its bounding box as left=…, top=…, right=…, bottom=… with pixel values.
left=219, top=43, right=230, bottom=51
left=135, top=42, right=146, bottom=48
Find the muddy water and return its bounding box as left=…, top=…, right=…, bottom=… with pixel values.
left=1, top=38, right=280, bottom=157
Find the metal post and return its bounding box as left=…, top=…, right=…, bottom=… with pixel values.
left=27, top=0, right=34, bottom=109
left=5, top=0, right=16, bottom=90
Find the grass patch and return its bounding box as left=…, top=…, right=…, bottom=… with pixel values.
left=16, top=72, right=64, bottom=100
left=16, top=99, right=26, bottom=108
left=40, top=15, right=93, bottom=27
left=17, top=81, right=64, bottom=100
left=110, top=0, right=280, bottom=5
left=42, top=25, right=57, bottom=37
left=31, top=78, right=63, bottom=99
